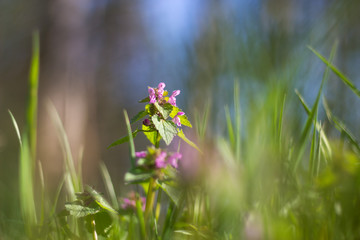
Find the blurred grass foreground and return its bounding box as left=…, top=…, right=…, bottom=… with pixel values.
left=2, top=1, right=360, bottom=240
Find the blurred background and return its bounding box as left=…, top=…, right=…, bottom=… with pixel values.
left=1, top=0, right=360, bottom=222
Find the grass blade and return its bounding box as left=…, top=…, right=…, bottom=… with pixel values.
left=48, top=103, right=81, bottom=193
left=124, top=110, right=136, bottom=168
left=27, top=31, right=40, bottom=162
left=99, top=162, right=119, bottom=209
left=323, top=98, right=360, bottom=153
left=8, top=110, right=22, bottom=147
left=308, top=45, right=360, bottom=98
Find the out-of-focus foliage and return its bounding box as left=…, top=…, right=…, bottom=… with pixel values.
left=1, top=0, right=360, bottom=239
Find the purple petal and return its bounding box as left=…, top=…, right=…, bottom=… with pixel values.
left=168, top=96, right=176, bottom=106
left=155, top=151, right=167, bottom=169
left=158, top=82, right=166, bottom=91
left=172, top=116, right=181, bottom=127
left=135, top=151, right=147, bottom=158
left=168, top=152, right=182, bottom=168
left=171, top=90, right=180, bottom=97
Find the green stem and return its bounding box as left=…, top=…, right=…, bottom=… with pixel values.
left=91, top=219, right=98, bottom=240
left=136, top=200, right=146, bottom=240
left=145, top=178, right=156, bottom=221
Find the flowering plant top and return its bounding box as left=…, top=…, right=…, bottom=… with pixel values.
left=108, top=82, right=198, bottom=148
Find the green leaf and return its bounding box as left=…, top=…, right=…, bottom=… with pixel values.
left=152, top=115, right=177, bottom=145
left=86, top=186, right=118, bottom=215
left=179, top=114, right=192, bottom=128
left=107, top=130, right=140, bottom=149
left=170, top=106, right=182, bottom=118
left=139, top=96, right=150, bottom=103
left=154, top=102, right=173, bottom=119
left=130, top=110, right=148, bottom=124
left=124, top=169, right=155, bottom=184
left=142, top=125, right=159, bottom=145
left=177, top=129, right=202, bottom=153
left=158, top=182, right=182, bottom=207
left=65, top=203, right=100, bottom=218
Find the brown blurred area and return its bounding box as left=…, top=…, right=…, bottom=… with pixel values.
left=1, top=0, right=360, bottom=216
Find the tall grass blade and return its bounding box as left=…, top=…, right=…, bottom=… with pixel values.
left=323, top=98, right=360, bottom=153
left=19, top=135, right=37, bottom=233
left=8, top=110, right=22, bottom=147
left=308, top=45, right=360, bottom=98
left=99, top=162, right=119, bottom=209
left=295, top=90, right=332, bottom=159
left=48, top=103, right=81, bottom=193
left=27, top=31, right=40, bottom=162
left=124, top=110, right=136, bottom=168
left=234, top=81, right=241, bottom=160
left=294, top=43, right=336, bottom=171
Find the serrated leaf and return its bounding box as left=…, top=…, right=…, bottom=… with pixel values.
left=65, top=203, right=100, bottom=218
left=130, top=110, right=148, bottom=124
left=158, top=182, right=182, bottom=206
left=139, top=96, right=150, bottom=103
left=152, top=115, right=177, bottom=145
left=179, top=115, right=192, bottom=128
left=107, top=130, right=140, bottom=149
left=142, top=125, right=159, bottom=145
left=124, top=169, right=155, bottom=184
left=86, top=186, right=118, bottom=214
left=154, top=102, right=173, bottom=119
left=177, top=129, right=202, bottom=153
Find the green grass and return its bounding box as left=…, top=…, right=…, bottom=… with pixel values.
left=3, top=35, right=360, bottom=239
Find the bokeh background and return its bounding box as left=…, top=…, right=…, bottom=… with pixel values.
left=1, top=0, right=360, bottom=222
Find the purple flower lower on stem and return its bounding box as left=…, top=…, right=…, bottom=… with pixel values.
left=172, top=111, right=185, bottom=127
left=168, top=152, right=182, bottom=168
left=155, top=151, right=167, bottom=169
left=122, top=197, right=146, bottom=211
left=135, top=151, right=147, bottom=158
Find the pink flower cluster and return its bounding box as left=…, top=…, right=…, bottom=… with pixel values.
left=148, top=82, right=181, bottom=107
left=147, top=82, right=186, bottom=127
left=121, top=193, right=146, bottom=211
left=135, top=149, right=182, bottom=169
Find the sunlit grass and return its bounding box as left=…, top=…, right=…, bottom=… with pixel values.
left=3, top=34, right=360, bottom=240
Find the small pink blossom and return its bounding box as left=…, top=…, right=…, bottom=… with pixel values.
left=148, top=87, right=156, bottom=103
left=168, top=90, right=180, bottom=106
left=168, top=152, right=182, bottom=168
left=172, top=111, right=185, bottom=127
left=122, top=197, right=146, bottom=211
left=157, top=82, right=166, bottom=99
left=155, top=151, right=167, bottom=169
left=135, top=151, right=147, bottom=158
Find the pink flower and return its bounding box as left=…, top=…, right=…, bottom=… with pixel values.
left=122, top=197, right=146, bottom=211
left=172, top=111, right=185, bottom=127
left=135, top=151, right=147, bottom=158
left=168, top=152, right=182, bottom=168
left=157, top=82, right=166, bottom=99
left=155, top=151, right=167, bottom=169
left=168, top=90, right=180, bottom=106
left=148, top=87, right=156, bottom=103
